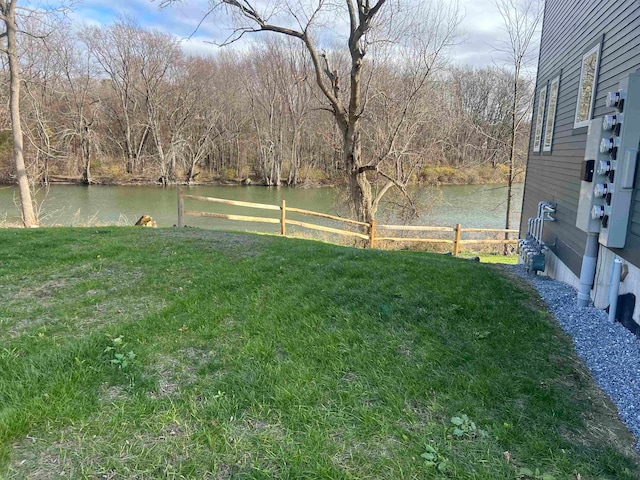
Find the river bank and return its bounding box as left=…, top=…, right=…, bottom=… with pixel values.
left=0, top=163, right=521, bottom=188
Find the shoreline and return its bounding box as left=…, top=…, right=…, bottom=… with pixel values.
left=0, top=176, right=522, bottom=188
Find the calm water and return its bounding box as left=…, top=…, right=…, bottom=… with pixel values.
left=0, top=184, right=524, bottom=232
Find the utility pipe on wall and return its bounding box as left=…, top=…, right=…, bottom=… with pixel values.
left=577, top=232, right=599, bottom=307
left=608, top=258, right=623, bottom=322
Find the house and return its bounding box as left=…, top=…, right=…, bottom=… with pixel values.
left=520, top=0, right=640, bottom=318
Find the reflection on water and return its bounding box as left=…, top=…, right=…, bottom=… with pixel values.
left=0, top=183, right=523, bottom=231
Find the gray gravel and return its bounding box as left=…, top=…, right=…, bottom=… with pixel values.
left=510, top=264, right=640, bottom=449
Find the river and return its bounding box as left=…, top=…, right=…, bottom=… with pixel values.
left=0, top=184, right=524, bottom=232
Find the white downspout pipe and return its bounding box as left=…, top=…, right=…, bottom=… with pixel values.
left=577, top=233, right=599, bottom=307
left=608, top=258, right=623, bottom=322
left=538, top=201, right=546, bottom=240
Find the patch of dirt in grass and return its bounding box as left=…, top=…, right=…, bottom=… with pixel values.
left=396, top=398, right=443, bottom=437
left=148, top=355, right=182, bottom=398
left=2, top=316, right=51, bottom=339
left=227, top=416, right=287, bottom=447
left=214, top=463, right=234, bottom=479
left=147, top=348, right=216, bottom=398
left=396, top=341, right=413, bottom=358
left=156, top=422, right=185, bottom=440
left=10, top=278, right=71, bottom=300
left=9, top=436, right=76, bottom=479
left=1, top=264, right=162, bottom=339
left=330, top=429, right=402, bottom=472
left=5, top=265, right=96, bottom=301
left=156, top=229, right=265, bottom=258
left=4, top=294, right=163, bottom=340
left=340, top=372, right=358, bottom=383
left=8, top=419, right=197, bottom=479
left=89, top=296, right=166, bottom=326
left=99, top=384, right=129, bottom=403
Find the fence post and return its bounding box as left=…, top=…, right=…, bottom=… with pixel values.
left=369, top=220, right=376, bottom=249
left=280, top=199, right=286, bottom=236
left=453, top=223, right=461, bottom=256
left=177, top=186, right=184, bottom=228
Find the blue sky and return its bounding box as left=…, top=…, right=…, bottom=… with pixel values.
left=57, top=0, right=537, bottom=68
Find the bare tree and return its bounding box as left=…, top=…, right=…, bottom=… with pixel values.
left=172, top=56, right=224, bottom=184
left=81, top=19, right=150, bottom=176
left=494, top=0, right=542, bottom=247
left=56, top=29, right=101, bottom=184
left=446, top=66, right=520, bottom=170
left=134, top=29, right=183, bottom=185
left=20, top=20, right=68, bottom=185
left=0, top=0, right=37, bottom=226
left=165, top=0, right=459, bottom=222
left=363, top=5, right=460, bottom=218
left=244, top=46, right=286, bottom=186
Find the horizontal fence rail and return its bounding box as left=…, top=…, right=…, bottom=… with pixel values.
left=177, top=187, right=519, bottom=255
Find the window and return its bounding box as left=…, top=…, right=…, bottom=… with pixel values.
left=574, top=43, right=601, bottom=127
left=533, top=85, right=547, bottom=152
left=543, top=76, right=560, bottom=151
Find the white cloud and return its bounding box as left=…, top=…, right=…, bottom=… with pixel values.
left=26, top=0, right=540, bottom=68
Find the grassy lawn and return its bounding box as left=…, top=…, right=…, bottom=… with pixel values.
left=0, top=227, right=637, bottom=479
left=476, top=254, right=519, bottom=264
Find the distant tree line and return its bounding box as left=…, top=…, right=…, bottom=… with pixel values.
left=0, top=18, right=532, bottom=193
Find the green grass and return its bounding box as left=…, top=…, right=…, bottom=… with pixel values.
left=476, top=254, right=519, bottom=264
left=0, top=227, right=637, bottom=479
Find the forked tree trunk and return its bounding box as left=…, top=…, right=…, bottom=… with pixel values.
left=81, top=126, right=91, bottom=184
left=5, top=0, right=37, bottom=227
left=343, top=127, right=374, bottom=223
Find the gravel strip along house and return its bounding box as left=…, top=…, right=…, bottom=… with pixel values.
left=520, top=0, right=640, bottom=329
left=511, top=265, right=640, bottom=447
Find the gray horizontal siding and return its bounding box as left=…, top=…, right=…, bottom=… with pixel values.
left=521, top=0, right=640, bottom=275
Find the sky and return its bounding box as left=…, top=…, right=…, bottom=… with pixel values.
left=55, top=0, right=539, bottom=69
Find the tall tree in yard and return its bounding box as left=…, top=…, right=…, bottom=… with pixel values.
left=0, top=0, right=37, bottom=226
left=494, top=0, right=542, bottom=248
left=164, top=0, right=459, bottom=222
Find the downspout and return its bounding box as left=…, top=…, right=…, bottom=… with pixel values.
left=577, top=233, right=599, bottom=307
left=536, top=201, right=545, bottom=240
left=608, top=258, right=623, bottom=322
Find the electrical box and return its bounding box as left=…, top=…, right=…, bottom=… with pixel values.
left=598, top=73, right=640, bottom=248
left=576, top=118, right=609, bottom=233
left=576, top=73, right=640, bottom=248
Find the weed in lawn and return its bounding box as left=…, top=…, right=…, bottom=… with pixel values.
left=516, top=466, right=558, bottom=479
left=104, top=336, right=135, bottom=370
left=450, top=414, right=489, bottom=439
left=421, top=444, right=450, bottom=473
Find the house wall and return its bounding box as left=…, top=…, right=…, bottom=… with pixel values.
left=521, top=0, right=640, bottom=278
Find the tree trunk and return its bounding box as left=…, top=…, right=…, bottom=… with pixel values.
left=81, top=126, right=91, bottom=185
left=343, top=127, right=374, bottom=223
left=504, top=65, right=519, bottom=254
left=6, top=1, right=37, bottom=227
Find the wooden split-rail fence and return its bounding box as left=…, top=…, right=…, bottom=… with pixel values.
left=177, top=188, right=518, bottom=256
